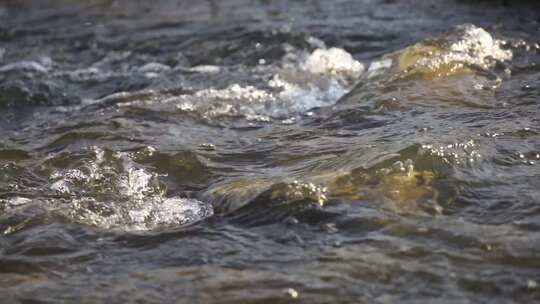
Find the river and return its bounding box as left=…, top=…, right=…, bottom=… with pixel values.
left=1, top=1, right=540, bottom=303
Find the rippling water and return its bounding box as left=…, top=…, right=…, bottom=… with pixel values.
left=1, top=1, right=540, bottom=303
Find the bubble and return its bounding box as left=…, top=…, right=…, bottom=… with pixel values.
left=420, top=140, right=482, bottom=165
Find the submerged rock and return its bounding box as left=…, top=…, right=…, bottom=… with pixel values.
left=203, top=162, right=437, bottom=221
left=396, top=24, right=511, bottom=79
left=344, top=24, right=513, bottom=110
left=202, top=141, right=486, bottom=219
left=322, top=164, right=438, bottom=213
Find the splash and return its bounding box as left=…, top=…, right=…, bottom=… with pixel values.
left=47, top=147, right=213, bottom=231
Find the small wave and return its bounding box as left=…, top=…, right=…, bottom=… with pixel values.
left=168, top=47, right=364, bottom=122
left=0, top=63, right=76, bottom=108
left=0, top=61, right=49, bottom=74
left=203, top=178, right=328, bottom=226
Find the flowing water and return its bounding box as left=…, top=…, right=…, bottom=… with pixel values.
left=1, top=1, right=540, bottom=303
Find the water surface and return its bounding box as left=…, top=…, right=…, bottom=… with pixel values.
left=1, top=1, right=540, bottom=303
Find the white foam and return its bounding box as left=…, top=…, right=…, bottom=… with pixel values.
left=177, top=84, right=274, bottom=121
left=195, top=84, right=272, bottom=102
left=186, top=65, right=221, bottom=74
left=301, top=47, right=365, bottom=78
left=119, top=167, right=159, bottom=200
left=447, top=24, right=512, bottom=65
left=169, top=46, right=364, bottom=122
left=64, top=67, right=112, bottom=82
left=367, top=58, right=393, bottom=77
left=124, top=197, right=213, bottom=231
left=267, top=74, right=346, bottom=116
left=138, top=197, right=214, bottom=230
left=50, top=180, right=72, bottom=194
left=138, top=62, right=171, bottom=73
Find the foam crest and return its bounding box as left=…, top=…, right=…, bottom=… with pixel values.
left=396, top=24, right=512, bottom=79
left=172, top=46, right=364, bottom=122
left=301, top=47, right=365, bottom=78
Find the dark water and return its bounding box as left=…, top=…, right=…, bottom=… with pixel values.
left=1, top=1, right=540, bottom=303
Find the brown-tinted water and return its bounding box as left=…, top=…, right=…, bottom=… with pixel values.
left=1, top=1, right=540, bottom=303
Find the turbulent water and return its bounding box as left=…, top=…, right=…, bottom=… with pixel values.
left=1, top=1, right=540, bottom=303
